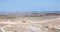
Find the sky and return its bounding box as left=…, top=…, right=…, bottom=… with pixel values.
left=0, top=0, right=60, bottom=13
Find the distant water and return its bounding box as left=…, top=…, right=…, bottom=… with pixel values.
left=0, top=11, right=60, bottom=14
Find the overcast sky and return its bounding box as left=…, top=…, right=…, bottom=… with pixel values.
left=0, top=0, right=60, bottom=13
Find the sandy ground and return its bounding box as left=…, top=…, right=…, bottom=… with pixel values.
left=0, top=15, right=60, bottom=32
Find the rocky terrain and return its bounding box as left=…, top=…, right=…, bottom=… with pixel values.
left=0, top=13, right=60, bottom=32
